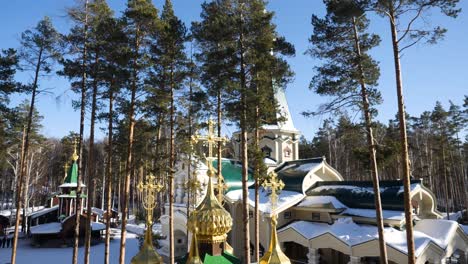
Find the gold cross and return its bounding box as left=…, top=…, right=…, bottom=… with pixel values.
left=191, top=119, right=228, bottom=163
left=215, top=177, right=229, bottom=203
left=185, top=172, right=203, bottom=210
left=137, top=174, right=164, bottom=225
left=63, top=162, right=70, bottom=181
left=72, top=138, right=79, bottom=161
left=262, top=171, right=285, bottom=212
left=191, top=118, right=229, bottom=202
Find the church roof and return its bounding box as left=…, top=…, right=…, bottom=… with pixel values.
left=203, top=251, right=241, bottom=264
left=305, top=180, right=423, bottom=211
left=212, top=159, right=254, bottom=192
left=274, top=158, right=324, bottom=192
left=59, top=160, right=80, bottom=188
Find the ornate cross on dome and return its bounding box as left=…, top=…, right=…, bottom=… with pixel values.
left=191, top=119, right=228, bottom=160
left=191, top=118, right=229, bottom=202
left=262, top=171, right=285, bottom=211
left=259, top=171, right=291, bottom=264
left=132, top=174, right=164, bottom=264
left=137, top=174, right=164, bottom=225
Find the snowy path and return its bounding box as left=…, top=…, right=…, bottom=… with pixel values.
left=0, top=229, right=139, bottom=264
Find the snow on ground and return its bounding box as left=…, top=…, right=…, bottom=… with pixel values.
left=0, top=228, right=139, bottom=264
left=126, top=223, right=162, bottom=236
left=225, top=188, right=304, bottom=214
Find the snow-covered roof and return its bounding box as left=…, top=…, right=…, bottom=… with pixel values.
left=29, top=206, right=59, bottom=219
left=0, top=206, right=46, bottom=217
left=92, top=222, right=106, bottom=231
left=278, top=218, right=453, bottom=256
left=343, top=208, right=405, bottom=221
left=414, top=219, right=460, bottom=249
left=264, top=157, right=277, bottom=165
left=297, top=196, right=347, bottom=209
left=461, top=225, right=468, bottom=235
left=30, top=222, right=62, bottom=234
left=225, top=187, right=304, bottom=215
left=92, top=207, right=105, bottom=217
left=58, top=182, right=86, bottom=188
left=298, top=196, right=406, bottom=220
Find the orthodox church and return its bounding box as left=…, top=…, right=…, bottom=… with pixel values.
left=26, top=146, right=106, bottom=246
left=160, top=86, right=468, bottom=264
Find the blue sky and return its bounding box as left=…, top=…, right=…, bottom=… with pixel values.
left=1, top=0, right=466, bottom=140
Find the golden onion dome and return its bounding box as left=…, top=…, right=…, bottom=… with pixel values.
left=188, top=169, right=232, bottom=243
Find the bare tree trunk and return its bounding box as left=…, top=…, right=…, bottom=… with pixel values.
left=104, top=89, right=114, bottom=264
left=11, top=47, right=43, bottom=264
left=388, top=6, right=415, bottom=263
left=352, top=16, right=388, bottom=264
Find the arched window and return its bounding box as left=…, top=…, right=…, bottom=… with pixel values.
left=284, top=146, right=291, bottom=158
left=261, top=145, right=272, bottom=157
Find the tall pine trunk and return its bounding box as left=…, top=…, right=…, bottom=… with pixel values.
left=388, top=6, right=415, bottom=263
left=104, top=89, right=114, bottom=264
left=352, top=17, right=388, bottom=264
left=73, top=2, right=89, bottom=262
left=119, top=30, right=140, bottom=264
left=239, top=26, right=250, bottom=264
left=84, top=53, right=99, bottom=264
left=169, top=68, right=176, bottom=264
left=253, top=80, right=260, bottom=263
left=10, top=47, right=42, bottom=264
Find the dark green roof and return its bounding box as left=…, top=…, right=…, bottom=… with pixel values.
left=203, top=252, right=241, bottom=264
left=306, top=180, right=423, bottom=211
left=212, top=159, right=254, bottom=192
left=274, top=158, right=324, bottom=192
left=63, top=160, right=78, bottom=185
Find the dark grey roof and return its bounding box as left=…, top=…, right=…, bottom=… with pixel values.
left=274, top=158, right=324, bottom=192
left=306, top=180, right=423, bottom=211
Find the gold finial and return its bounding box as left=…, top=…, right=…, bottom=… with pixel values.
left=259, top=171, right=291, bottom=264
left=72, top=138, right=79, bottom=161
left=186, top=214, right=203, bottom=264
left=63, top=162, right=70, bottom=181
left=131, top=173, right=164, bottom=264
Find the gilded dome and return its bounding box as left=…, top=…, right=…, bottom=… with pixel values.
left=188, top=169, right=232, bottom=243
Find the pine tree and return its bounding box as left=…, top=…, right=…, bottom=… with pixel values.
left=193, top=1, right=294, bottom=262
left=11, top=17, right=62, bottom=264
left=59, top=2, right=90, bottom=261
left=95, top=13, right=129, bottom=264
left=148, top=1, right=188, bottom=262
left=0, top=49, right=20, bottom=169
left=367, top=1, right=461, bottom=261
left=82, top=1, right=114, bottom=262
left=307, top=1, right=388, bottom=261
left=120, top=1, right=158, bottom=263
